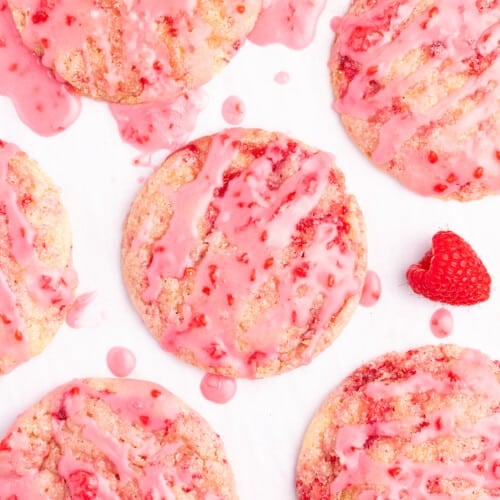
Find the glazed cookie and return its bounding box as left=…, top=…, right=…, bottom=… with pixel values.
left=0, top=378, right=237, bottom=498
left=7, top=0, right=262, bottom=103
left=330, top=0, right=500, bottom=200
left=296, top=344, right=500, bottom=499
left=0, top=141, right=76, bottom=375
left=122, top=128, right=366, bottom=378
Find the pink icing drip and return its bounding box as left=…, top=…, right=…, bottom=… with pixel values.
left=249, top=0, right=327, bottom=49
left=359, top=269, right=381, bottom=307
left=143, top=130, right=359, bottom=376
left=66, top=291, right=103, bottom=329
left=0, top=0, right=80, bottom=135
left=221, top=95, right=245, bottom=126
left=430, top=307, right=453, bottom=338
left=333, top=0, right=500, bottom=196
left=0, top=141, right=77, bottom=371
left=109, top=90, right=203, bottom=153
left=274, top=70, right=290, bottom=84
left=328, top=348, right=500, bottom=497
left=106, top=346, right=136, bottom=377
left=200, top=373, right=237, bottom=404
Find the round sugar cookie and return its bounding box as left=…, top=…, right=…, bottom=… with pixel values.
left=0, top=140, right=76, bottom=375
left=296, top=344, right=500, bottom=499
left=7, top=0, right=262, bottom=103
left=122, top=128, right=367, bottom=378
left=330, top=0, right=500, bottom=200
left=0, top=378, right=237, bottom=498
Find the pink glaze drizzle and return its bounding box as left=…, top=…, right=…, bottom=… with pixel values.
left=66, top=291, right=102, bottom=329
left=274, top=70, right=290, bottom=84
left=0, top=380, right=223, bottom=497
left=332, top=0, right=500, bottom=196
left=109, top=90, right=203, bottom=153
left=106, top=347, right=136, bottom=377
left=8, top=0, right=252, bottom=101
left=0, top=0, right=80, bottom=135
left=142, top=130, right=360, bottom=376
left=430, top=307, right=453, bottom=338
left=359, top=270, right=381, bottom=307
left=327, top=348, right=500, bottom=497
left=249, top=0, right=327, bottom=49
left=0, top=142, right=76, bottom=371
left=200, top=373, right=237, bottom=404
left=221, top=95, right=245, bottom=125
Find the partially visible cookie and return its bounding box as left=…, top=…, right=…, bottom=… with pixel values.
left=0, top=141, right=76, bottom=375
left=7, top=0, right=262, bottom=103
left=330, top=0, right=500, bottom=200
left=0, top=378, right=237, bottom=498
left=296, top=344, right=500, bottom=499
left=122, top=128, right=366, bottom=378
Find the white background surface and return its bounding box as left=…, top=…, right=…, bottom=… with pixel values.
left=1, top=1, right=500, bottom=499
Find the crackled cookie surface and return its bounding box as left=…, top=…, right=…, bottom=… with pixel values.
left=7, top=0, right=262, bottom=103
left=0, top=378, right=237, bottom=498
left=330, top=0, right=500, bottom=200
left=0, top=141, right=76, bottom=375
left=296, top=344, right=500, bottom=499
left=122, top=128, right=366, bottom=378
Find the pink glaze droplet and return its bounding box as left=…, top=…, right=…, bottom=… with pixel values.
left=360, top=270, right=381, bottom=307
left=274, top=71, right=290, bottom=84
left=221, top=96, right=245, bottom=125
left=430, top=308, right=453, bottom=338
left=200, top=374, right=237, bottom=404
left=249, top=0, right=326, bottom=49
left=0, top=0, right=80, bottom=136
left=66, top=292, right=102, bottom=328
left=109, top=90, right=203, bottom=153
left=107, top=347, right=136, bottom=377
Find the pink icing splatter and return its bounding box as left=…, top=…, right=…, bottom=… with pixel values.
left=359, top=270, right=381, bottom=307
left=0, top=0, right=81, bottom=135
left=109, top=90, right=204, bottom=153
left=274, top=71, right=290, bottom=84
left=324, top=347, right=500, bottom=497
left=142, top=130, right=360, bottom=377
left=66, top=292, right=104, bottom=329
left=106, top=347, right=136, bottom=378
left=249, top=0, right=327, bottom=49
left=430, top=307, right=453, bottom=338
left=221, top=95, right=245, bottom=125
left=332, top=0, right=500, bottom=197
left=200, top=373, right=237, bottom=404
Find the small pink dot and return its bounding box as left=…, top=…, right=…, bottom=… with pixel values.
left=274, top=71, right=290, bottom=84
left=200, top=373, right=237, bottom=404
left=107, top=347, right=136, bottom=377
left=360, top=270, right=381, bottom=307
left=430, top=308, right=453, bottom=338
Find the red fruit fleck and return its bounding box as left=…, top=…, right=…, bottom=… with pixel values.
left=433, top=183, right=447, bottom=193
left=205, top=342, right=226, bottom=360
left=152, top=60, right=162, bottom=71
left=364, top=79, right=382, bottom=98
left=427, top=150, right=438, bottom=163
left=66, top=470, right=98, bottom=499
left=0, top=314, right=11, bottom=324
left=190, top=313, right=207, bottom=328
left=388, top=466, right=401, bottom=477
left=14, top=330, right=23, bottom=341
left=263, top=257, right=274, bottom=269
left=496, top=150, right=500, bottom=161
left=208, top=264, right=218, bottom=285
left=327, top=274, right=335, bottom=287
left=337, top=54, right=360, bottom=83
left=260, top=230, right=268, bottom=241
left=446, top=173, right=456, bottom=183
left=0, top=437, right=11, bottom=451
left=236, top=5, right=245, bottom=13
left=476, top=0, right=498, bottom=11
left=66, top=15, right=76, bottom=26
left=40, top=38, right=50, bottom=49
left=69, top=386, right=80, bottom=396
left=226, top=293, right=234, bottom=306
left=425, top=40, right=446, bottom=58
left=293, top=263, right=309, bottom=278
left=250, top=268, right=256, bottom=281
left=202, top=286, right=211, bottom=296
left=348, top=25, right=384, bottom=52
left=53, top=406, right=67, bottom=420
left=406, top=231, right=491, bottom=305
left=366, top=65, right=378, bottom=75
left=247, top=350, right=267, bottom=366
left=139, top=415, right=150, bottom=425
left=474, top=166, right=484, bottom=178
left=151, top=389, right=161, bottom=398
left=32, top=10, right=49, bottom=23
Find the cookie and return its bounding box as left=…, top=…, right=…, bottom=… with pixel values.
left=330, top=0, right=500, bottom=200
left=7, top=0, right=262, bottom=103
left=122, top=128, right=366, bottom=378
left=0, top=378, right=237, bottom=498
left=0, top=141, right=76, bottom=375
left=296, top=344, right=500, bottom=499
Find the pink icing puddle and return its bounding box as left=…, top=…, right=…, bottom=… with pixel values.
left=360, top=270, right=381, bottom=307
left=109, top=90, right=203, bottom=153
left=430, top=308, right=453, bottom=338
left=106, top=347, right=136, bottom=377
left=200, top=373, right=237, bottom=404
left=66, top=292, right=104, bottom=329
left=221, top=96, right=245, bottom=125
left=274, top=71, right=290, bottom=84
left=0, top=0, right=80, bottom=136
left=249, top=0, right=327, bottom=49
left=331, top=0, right=500, bottom=197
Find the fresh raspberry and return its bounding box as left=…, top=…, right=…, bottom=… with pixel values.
left=407, top=231, right=491, bottom=305
left=66, top=470, right=98, bottom=499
